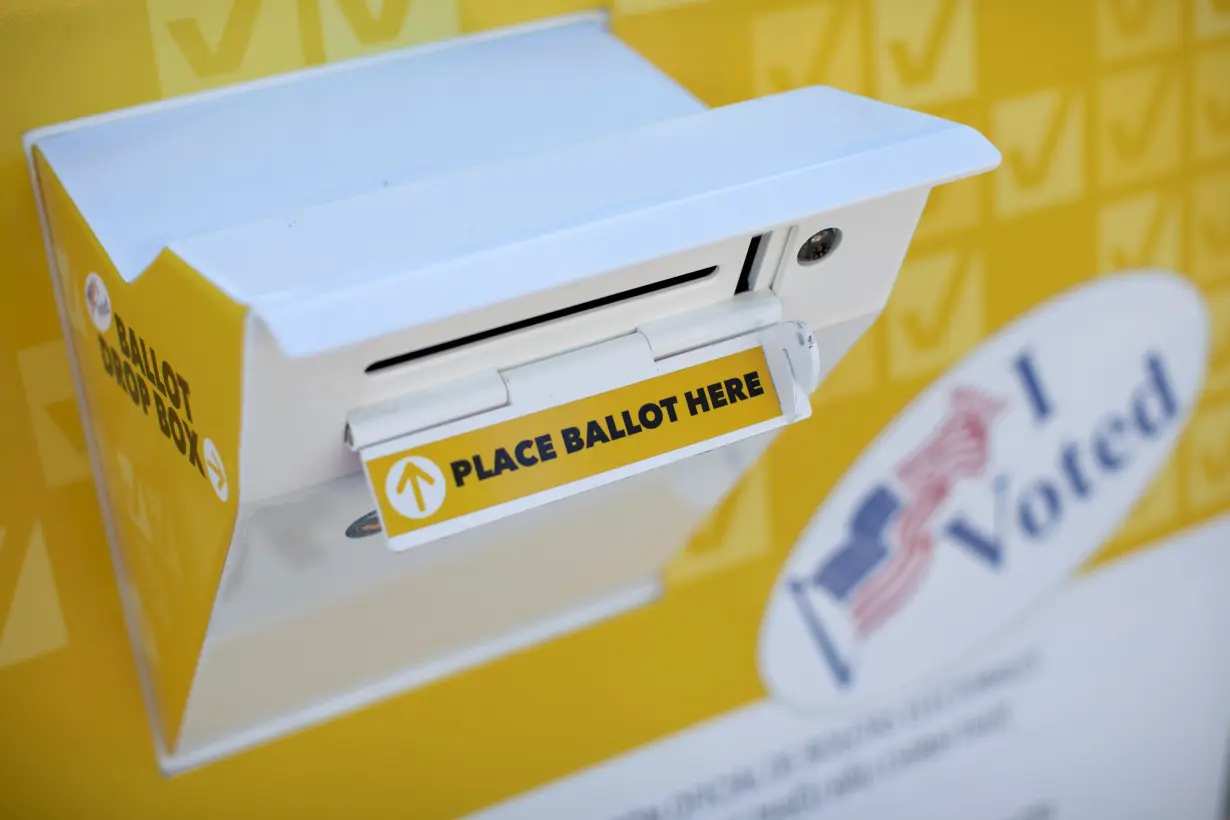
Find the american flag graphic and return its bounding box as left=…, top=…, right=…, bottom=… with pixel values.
left=847, top=388, right=1007, bottom=635
left=785, top=385, right=1010, bottom=688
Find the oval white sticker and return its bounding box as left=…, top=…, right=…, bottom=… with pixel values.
left=759, top=271, right=1209, bottom=711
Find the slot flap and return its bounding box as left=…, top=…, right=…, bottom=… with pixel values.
left=345, top=368, right=510, bottom=451
left=353, top=321, right=818, bottom=552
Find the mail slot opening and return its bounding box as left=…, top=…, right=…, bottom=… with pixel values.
left=734, top=233, right=766, bottom=294
left=365, top=263, right=722, bottom=374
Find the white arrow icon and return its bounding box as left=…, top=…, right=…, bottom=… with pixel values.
left=203, top=437, right=228, bottom=502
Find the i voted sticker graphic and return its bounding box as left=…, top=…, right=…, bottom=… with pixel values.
left=760, top=270, right=1209, bottom=711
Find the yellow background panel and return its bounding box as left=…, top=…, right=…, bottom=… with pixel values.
left=0, top=1, right=1226, bottom=817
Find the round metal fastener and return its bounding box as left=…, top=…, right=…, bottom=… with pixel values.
left=797, top=227, right=843, bottom=266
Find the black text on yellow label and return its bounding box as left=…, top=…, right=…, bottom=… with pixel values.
left=96, top=314, right=206, bottom=482
left=366, top=347, right=783, bottom=542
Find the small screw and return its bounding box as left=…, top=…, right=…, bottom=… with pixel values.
left=797, top=227, right=842, bottom=266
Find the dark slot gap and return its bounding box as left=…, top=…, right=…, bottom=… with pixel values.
left=734, top=233, right=766, bottom=295
left=365, top=264, right=720, bottom=374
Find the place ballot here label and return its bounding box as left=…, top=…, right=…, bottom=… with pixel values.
left=362, top=346, right=785, bottom=551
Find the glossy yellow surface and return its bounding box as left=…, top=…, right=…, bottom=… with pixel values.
left=34, top=153, right=249, bottom=751
left=0, top=1, right=1226, bottom=817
